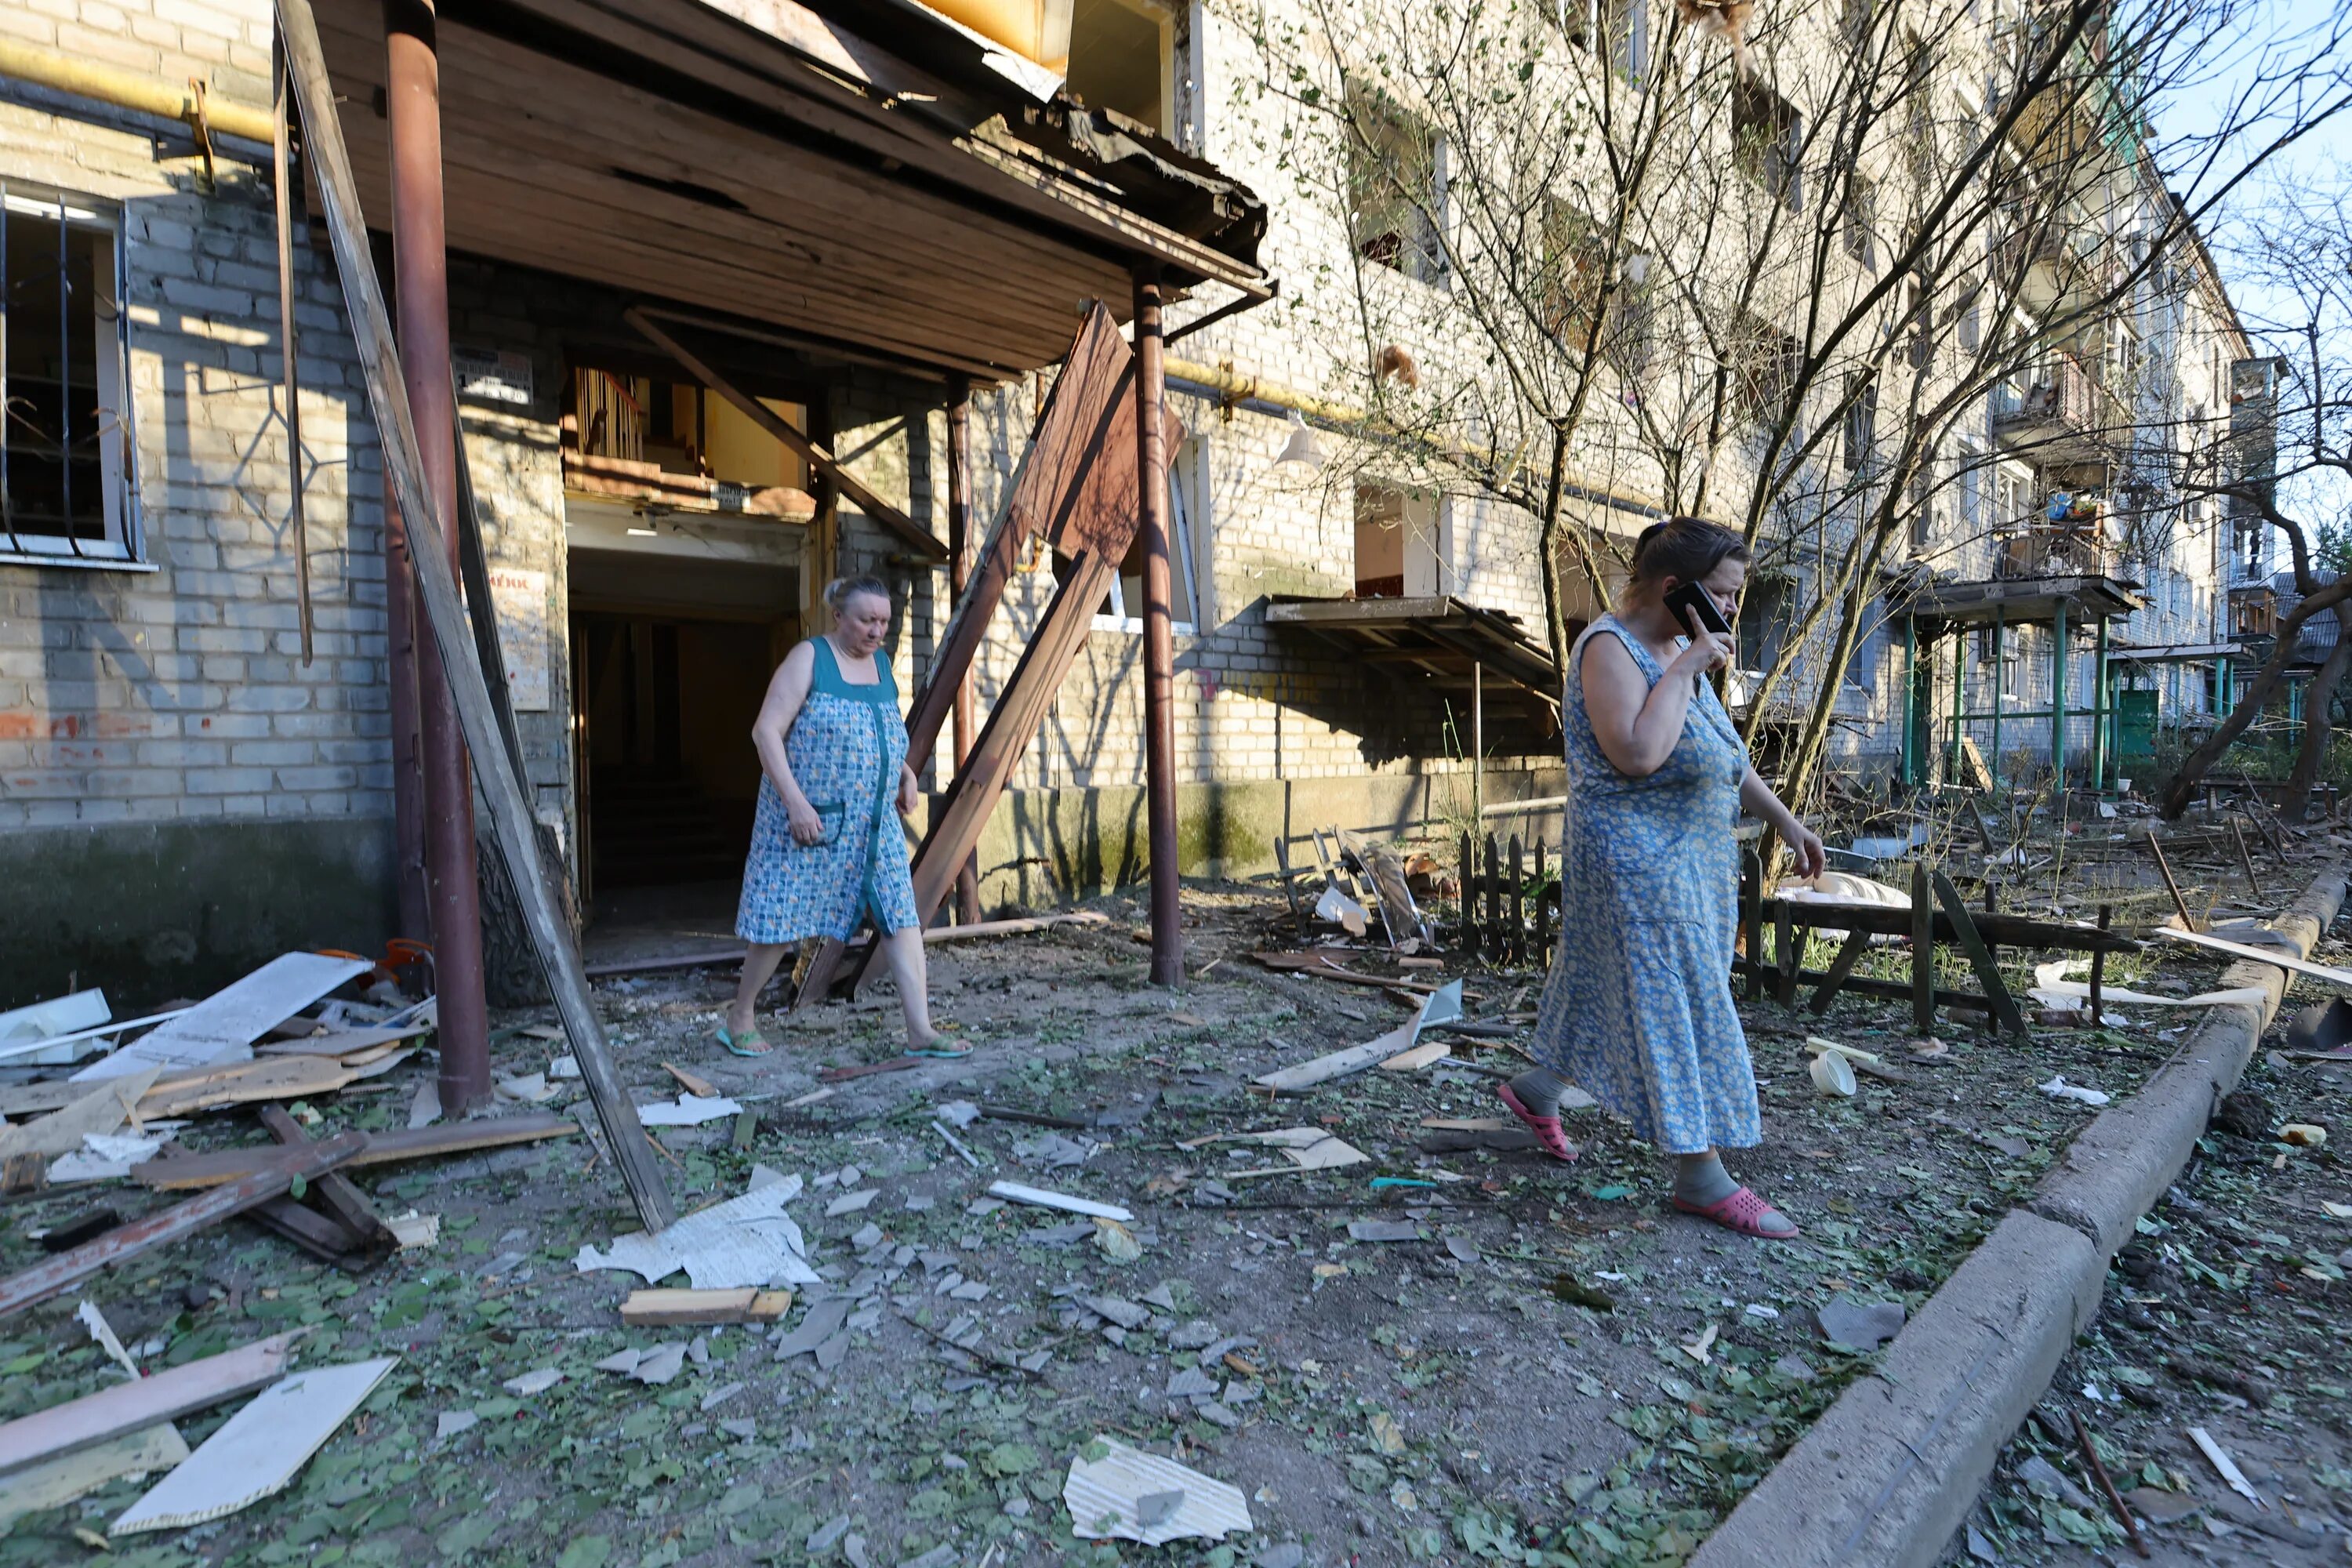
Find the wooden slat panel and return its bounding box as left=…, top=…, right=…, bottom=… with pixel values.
left=313, top=12, right=1131, bottom=374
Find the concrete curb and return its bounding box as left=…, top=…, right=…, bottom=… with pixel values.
left=1687, top=861, right=2347, bottom=1568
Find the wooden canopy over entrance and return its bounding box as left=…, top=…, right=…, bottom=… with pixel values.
left=312, top=0, right=1269, bottom=382
left=1264, top=595, right=1563, bottom=732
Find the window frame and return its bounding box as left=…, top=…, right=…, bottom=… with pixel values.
left=1090, top=434, right=1204, bottom=636
left=0, top=184, right=146, bottom=569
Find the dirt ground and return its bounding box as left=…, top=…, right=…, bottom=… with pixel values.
left=1, top=829, right=2340, bottom=1568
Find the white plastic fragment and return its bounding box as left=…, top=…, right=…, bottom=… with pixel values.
left=985, top=1181, right=1133, bottom=1222
left=634, top=1094, right=742, bottom=1127
left=2038, top=1075, right=2111, bottom=1107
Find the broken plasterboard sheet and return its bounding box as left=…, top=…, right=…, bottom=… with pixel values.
left=1313, top=884, right=1368, bottom=936
left=2029, top=959, right=2267, bottom=1011
left=49, top=1131, right=169, bottom=1184
left=574, top=1174, right=817, bottom=1290
left=0, top=1068, right=163, bottom=1162
left=109, top=1357, right=397, bottom=1534
left=1063, top=1436, right=1252, bottom=1546
left=0, top=988, right=113, bottom=1067
left=75, top=954, right=371, bottom=1082
left=1252, top=980, right=1464, bottom=1092
left=635, top=1094, right=743, bottom=1127
left=0, top=1424, right=189, bottom=1530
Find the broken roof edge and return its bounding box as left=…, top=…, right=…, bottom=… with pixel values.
left=785, top=0, right=1269, bottom=280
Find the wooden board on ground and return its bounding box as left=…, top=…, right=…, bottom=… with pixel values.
left=137, top=1056, right=357, bottom=1120
left=129, top=1114, right=576, bottom=1192
left=0, top=1332, right=302, bottom=1475
left=1250, top=950, right=1443, bottom=993
left=619, top=1287, right=794, bottom=1326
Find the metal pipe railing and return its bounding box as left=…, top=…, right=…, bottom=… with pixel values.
left=0, top=39, right=274, bottom=145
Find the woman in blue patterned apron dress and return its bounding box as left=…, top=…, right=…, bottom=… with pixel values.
left=718, top=576, right=964, bottom=1061
left=1499, top=519, right=1824, bottom=1240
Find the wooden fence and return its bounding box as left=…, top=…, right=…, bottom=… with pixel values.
left=1455, top=830, right=1560, bottom=967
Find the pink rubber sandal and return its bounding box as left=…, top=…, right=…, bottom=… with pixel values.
left=1496, top=1083, right=1580, bottom=1163
left=1672, top=1185, right=1801, bottom=1240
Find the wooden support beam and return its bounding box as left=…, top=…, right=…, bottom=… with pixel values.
left=274, top=0, right=675, bottom=1231
left=272, top=37, right=310, bottom=665
left=623, top=307, right=946, bottom=561
left=130, top=1112, right=577, bottom=1192
left=1808, top=929, right=1873, bottom=1014
left=257, top=1104, right=397, bottom=1259
left=1911, top=859, right=1936, bottom=1036
left=0, top=1133, right=363, bottom=1319
left=1931, top=868, right=2027, bottom=1035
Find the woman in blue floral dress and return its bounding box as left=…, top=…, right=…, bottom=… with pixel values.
left=720, top=576, right=963, bottom=1060
left=1501, top=519, right=1824, bottom=1240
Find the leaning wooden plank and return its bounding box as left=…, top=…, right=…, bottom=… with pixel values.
left=619, top=1287, right=795, bottom=1327
left=2152, top=926, right=2352, bottom=987
left=0, top=1424, right=190, bottom=1528
left=0, top=1134, right=361, bottom=1319
left=73, top=953, right=371, bottom=1082
left=277, top=0, right=673, bottom=1231
left=1932, top=869, right=2027, bottom=1036
left=129, top=1115, right=578, bottom=1192
left=110, top=1357, right=397, bottom=1534
left=0, top=1332, right=303, bottom=1475
left=625, top=308, right=945, bottom=561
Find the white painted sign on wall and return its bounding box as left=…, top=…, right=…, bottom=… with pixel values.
left=489, top=567, right=551, bottom=711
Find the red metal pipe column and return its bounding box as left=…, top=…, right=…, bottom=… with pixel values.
left=387, top=0, right=491, bottom=1111
left=1134, top=270, right=1182, bottom=985
left=946, top=379, right=982, bottom=925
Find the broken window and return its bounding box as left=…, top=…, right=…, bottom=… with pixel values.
left=1731, top=78, right=1802, bottom=212
left=1737, top=572, right=1792, bottom=671
left=1065, top=0, right=1173, bottom=131
left=1725, top=312, right=1802, bottom=427
left=1840, top=172, right=1876, bottom=270
left=1539, top=201, right=1606, bottom=343
left=1842, top=372, right=1878, bottom=472
left=564, top=368, right=808, bottom=495
left=1073, top=435, right=1202, bottom=633
left=1347, top=85, right=1447, bottom=285
left=1548, top=0, right=1646, bottom=78
left=2, top=190, right=137, bottom=561
left=1353, top=482, right=1445, bottom=600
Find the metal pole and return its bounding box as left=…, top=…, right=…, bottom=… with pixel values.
left=387, top=0, right=490, bottom=1112
left=946, top=377, right=980, bottom=925
left=1989, top=610, right=2005, bottom=788
left=1901, top=616, right=1918, bottom=787
left=1472, top=659, right=1486, bottom=825
left=273, top=36, right=311, bottom=665
left=2090, top=615, right=2109, bottom=791
left=1, top=177, right=14, bottom=554
left=2051, top=597, right=2070, bottom=785
left=57, top=192, right=80, bottom=555
left=1134, top=268, right=1182, bottom=986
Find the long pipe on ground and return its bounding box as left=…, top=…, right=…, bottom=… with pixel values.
left=386, top=0, right=490, bottom=1113
left=1134, top=269, right=1183, bottom=986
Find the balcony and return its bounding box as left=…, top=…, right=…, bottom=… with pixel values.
left=1991, top=352, right=2127, bottom=474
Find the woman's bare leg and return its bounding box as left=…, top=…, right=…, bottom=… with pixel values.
left=877, top=924, right=939, bottom=1047
left=727, top=943, right=791, bottom=1036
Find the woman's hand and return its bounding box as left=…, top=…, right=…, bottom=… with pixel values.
left=785, top=794, right=826, bottom=846
left=898, top=765, right=920, bottom=818
left=1671, top=622, right=1734, bottom=679
left=1785, top=821, right=1828, bottom=880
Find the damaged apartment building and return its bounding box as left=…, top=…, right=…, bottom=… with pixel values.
left=0, top=0, right=2276, bottom=1011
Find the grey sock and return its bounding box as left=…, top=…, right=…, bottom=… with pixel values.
left=1507, top=1068, right=1573, bottom=1117
left=1673, top=1152, right=1738, bottom=1207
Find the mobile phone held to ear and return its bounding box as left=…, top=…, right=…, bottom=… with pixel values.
left=1664, top=579, right=1733, bottom=638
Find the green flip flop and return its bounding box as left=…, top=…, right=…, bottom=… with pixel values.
left=716, top=1025, right=773, bottom=1058
left=902, top=1036, right=974, bottom=1061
